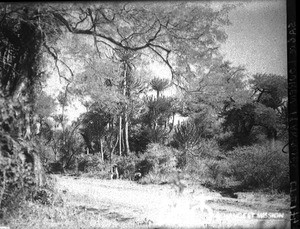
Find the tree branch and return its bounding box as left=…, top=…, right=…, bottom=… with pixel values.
left=43, top=43, right=73, bottom=82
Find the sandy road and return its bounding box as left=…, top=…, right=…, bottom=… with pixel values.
left=54, top=175, right=290, bottom=228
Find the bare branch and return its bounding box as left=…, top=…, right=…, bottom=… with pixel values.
left=43, top=43, right=73, bottom=82
left=148, top=45, right=174, bottom=79
left=74, top=9, right=88, bottom=29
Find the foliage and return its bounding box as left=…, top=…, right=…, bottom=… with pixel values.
left=202, top=158, right=234, bottom=188
left=145, top=127, right=169, bottom=145
left=52, top=2, right=232, bottom=82
left=0, top=4, right=72, bottom=219
left=46, top=2, right=237, bottom=161
left=171, top=119, right=218, bottom=169
left=172, top=120, right=202, bottom=150
left=130, top=96, right=175, bottom=149
left=128, top=126, right=151, bottom=153
left=150, top=77, right=170, bottom=98
left=0, top=98, right=56, bottom=218
left=0, top=97, right=38, bottom=219
left=46, top=162, right=64, bottom=174
left=226, top=143, right=289, bottom=192
left=0, top=146, right=35, bottom=218
left=114, top=153, right=140, bottom=180
left=1, top=4, right=290, bottom=215
left=77, top=154, right=104, bottom=173
left=219, top=73, right=287, bottom=150
left=79, top=104, right=112, bottom=151
left=33, top=91, right=57, bottom=118
left=220, top=103, right=257, bottom=149
left=45, top=118, right=84, bottom=174
left=178, top=138, right=231, bottom=187
left=181, top=62, right=251, bottom=118
left=58, top=127, right=84, bottom=171
left=250, top=73, right=287, bottom=109
left=136, top=143, right=179, bottom=184
left=79, top=145, right=178, bottom=182
left=141, top=96, right=174, bottom=130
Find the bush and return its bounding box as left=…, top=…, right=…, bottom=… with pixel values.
left=184, top=154, right=235, bottom=189
left=0, top=151, right=36, bottom=219
left=46, top=162, right=64, bottom=174
left=136, top=143, right=179, bottom=184
left=129, top=127, right=151, bottom=153
left=77, top=154, right=104, bottom=173
left=172, top=121, right=202, bottom=150
left=202, top=158, right=236, bottom=188
left=217, top=131, right=258, bottom=151
left=227, top=143, right=289, bottom=192
left=114, top=153, right=140, bottom=180
left=0, top=97, right=39, bottom=219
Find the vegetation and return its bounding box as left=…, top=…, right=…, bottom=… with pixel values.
left=0, top=2, right=289, bottom=227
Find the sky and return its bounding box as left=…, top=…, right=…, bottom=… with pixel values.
left=219, top=0, right=287, bottom=76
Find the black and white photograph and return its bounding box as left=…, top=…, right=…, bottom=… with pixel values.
left=0, top=1, right=294, bottom=228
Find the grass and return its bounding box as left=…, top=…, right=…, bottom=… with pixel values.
left=5, top=186, right=148, bottom=229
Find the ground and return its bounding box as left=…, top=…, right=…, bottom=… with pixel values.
left=9, top=175, right=290, bottom=229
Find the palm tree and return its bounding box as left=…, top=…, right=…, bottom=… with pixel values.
left=150, top=77, right=170, bottom=99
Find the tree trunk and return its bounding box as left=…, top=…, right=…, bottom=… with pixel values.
left=124, top=113, right=130, bottom=155
left=119, top=116, right=122, bottom=156
left=123, top=62, right=130, bottom=155
left=75, top=156, right=79, bottom=175
left=100, top=138, right=104, bottom=161
left=270, top=137, right=276, bottom=151
left=25, top=113, right=46, bottom=187
left=33, top=152, right=45, bottom=187
left=167, top=112, right=175, bottom=134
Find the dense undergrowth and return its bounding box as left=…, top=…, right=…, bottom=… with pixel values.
left=50, top=142, right=289, bottom=194
left=0, top=139, right=289, bottom=227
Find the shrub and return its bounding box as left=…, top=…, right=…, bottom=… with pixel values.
left=227, top=142, right=289, bottom=192
left=202, top=158, right=236, bottom=188
left=0, top=98, right=39, bottom=220
left=76, top=154, right=114, bottom=179
left=138, top=171, right=177, bottom=185
left=184, top=154, right=235, bottom=189
left=129, top=126, right=169, bottom=153
left=129, top=126, right=151, bottom=153
left=0, top=151, right=36, bottom=219
left=114, top=153, right=140, bottom=180
left=172, top=120, right=202, bottom=150
left=77, top=154, right=103, bottom=173
left=46, top=162, right=64, bottom=174
left=136, top=143, right=179, bottom=184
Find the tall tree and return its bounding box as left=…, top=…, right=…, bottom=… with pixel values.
left=250, top=73, right=288, bottom=145
left=0, top=4, right=65, bottom=188
left=51, top=2, right=233, bottom=87
left=220, top=73, right=287, bottom=150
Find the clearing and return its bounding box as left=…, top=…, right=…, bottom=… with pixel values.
left=45, top=175, right=291, bottom=229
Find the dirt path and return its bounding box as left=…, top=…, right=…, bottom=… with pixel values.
left=54, top=175, right=290, bottom=229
